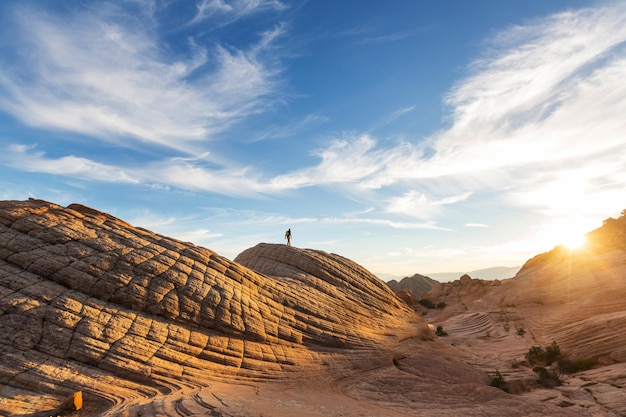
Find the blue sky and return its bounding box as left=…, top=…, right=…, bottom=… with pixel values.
left=2, top=0, right=626, bottom=279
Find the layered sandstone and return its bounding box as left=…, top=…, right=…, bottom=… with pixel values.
left=421, top=221, right=626, bottom=415
left=0, top=199, right=601, bottom=416
left=0, top=199, right=423, bottom=414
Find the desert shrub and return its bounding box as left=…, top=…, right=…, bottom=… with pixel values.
left=575, top=358, right=598, bottom=371
left=435, top=325, right=448, bottom=336
left=527, top=341, right=562, bottom=365
left=419, top=298, right=446, bottom=310
left=419, top=298, right=436, bottom=309
left=490, top=370, right=509, bottom=392
left=533, top=366, right=562, bottom=388
left=527, top=346, right=543, bottom=361
left=557, top=358, right=598, bottom=374
left=544, top=341, right=562, bottom=363
left=517, top=328, right=526, bottom=336
left=527, top=342, right=597, bottom=375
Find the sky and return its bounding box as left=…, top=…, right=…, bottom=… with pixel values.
left=1, top=0, right=626, bottom=279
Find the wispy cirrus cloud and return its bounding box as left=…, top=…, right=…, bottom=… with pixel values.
left=320, top=216, right=450, bottom=231
left=3, top=2, right=626, bottom=233
left=386, top=191, right=472, bottom=220
left=191, top=0, right=286, bottom=25
left=4, top=145, right=139, bottom=184
left=465, top=223, right=489, bottom=228
left=2, top=144, right=277, bottom=197
left=358, top=30, right=414, bottom=45
left=270, top=4, right=626, bottom=222
left=0, top=3, right=283, bottom=153
left=252, top=113, right=329, bottom=142
left=270, top=134, right=422, bottom=189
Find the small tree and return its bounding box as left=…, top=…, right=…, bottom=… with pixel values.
left=490, top=370, right=509, bottom=392
left=533, top=366, right=562, bottom=388
left=526, top=341, right=562, bottom=365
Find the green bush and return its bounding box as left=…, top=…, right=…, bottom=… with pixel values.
left=544, top=341, right=562, bottom=363
left=526, top=341, right=562, bottom=365
left=533, top=366, right=562, bottom=388
left=490, top=370, right=509, bottom=392
left=527, top=346, right=543, bottom=362
left=419, top=298, right=436, bottom=309
left=435, top=325, right=448, bottom=336
left=418, top=299, right=446, bottom=310
left=557, top=358, right=598, bottom=374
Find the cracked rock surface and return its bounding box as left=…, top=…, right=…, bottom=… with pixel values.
left=0, top=199, right=595, bottom=416
left=0, top=199, right=420, bottom=415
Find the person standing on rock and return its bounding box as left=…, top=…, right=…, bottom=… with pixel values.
left=285, top=228, right=292, bottom=246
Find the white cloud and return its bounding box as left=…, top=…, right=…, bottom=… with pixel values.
left=0, top=3, right=283, bottom=153
left=191, top=0, right=286, bottom=25
left=271, top=134, right=420, bottom=189
left=3, top=145, right=139, bottom=184
left=358, top=31, right=414, bottom=45
left=386, top=190, right=472, bottom=220
left=271, top=3, right=626, bottom=223
left=2, top=144, right=278, bottom=197
left=3, top=1, right=626, bottom=231
left=320, top=216, right=450, bottom=231
left=253, top=113, right=329, bottom=142
left=387, top=105, right=416, bottom=123
left=465, top=223, right=489, bottom=228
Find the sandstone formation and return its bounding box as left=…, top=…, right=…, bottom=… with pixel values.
left=395, top=289, right=420, bottom=308
left=0, top=199, right=614, bottom=416
left=421, top=214, right=626, bottom=415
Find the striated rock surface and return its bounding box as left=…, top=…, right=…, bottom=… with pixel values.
left=0, top=199, right=599, bottom=416
left=0, top=199, right=420, bottom=415
left=420, top=214, right=626, bottom=416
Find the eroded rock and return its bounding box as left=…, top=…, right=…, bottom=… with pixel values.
left=0, top=199, right=421, bottom=415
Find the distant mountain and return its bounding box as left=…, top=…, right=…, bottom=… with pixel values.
left=375, top=272, right=402, bottom=282
left=426, top=266, right=520, bottom=282
left=387, top=273, right=439, bottom=299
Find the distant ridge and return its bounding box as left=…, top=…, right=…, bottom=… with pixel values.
left=386, top=273, right=439, bottom=299
left=427, top=266, right=520, bottom=282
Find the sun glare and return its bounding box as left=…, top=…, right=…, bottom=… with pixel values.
left=539, top=219, right=590, bottom=251
left=561, top=233, right=587, bottom=250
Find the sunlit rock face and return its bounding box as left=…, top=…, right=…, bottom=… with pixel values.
left=420, top=216, right=626, bottom=416
left=0, top=199, right=421, bottom=415
left=0, top=199, right=596, bottom=417
left=234, top=242, right=413, bottom=348
left=496, top=246, right=626, bottom=362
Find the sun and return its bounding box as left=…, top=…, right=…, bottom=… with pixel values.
left=561, top=233, right=587, bottom=250
left=539, top=219, right=590, bottom=251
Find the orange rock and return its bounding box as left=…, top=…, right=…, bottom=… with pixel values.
left=61, top=391, right=82, bottom=411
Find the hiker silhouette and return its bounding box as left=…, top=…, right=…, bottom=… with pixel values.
left=285, top=228, right=292, bottom=246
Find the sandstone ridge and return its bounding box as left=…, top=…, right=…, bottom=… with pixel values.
left=0, top=199, right=601, bottom=416
left=420, top=215, right=626, bottom=415
left=0, top=199, right=425, bottom=415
